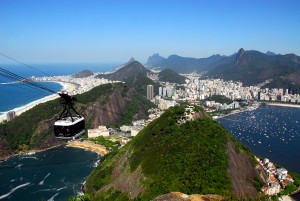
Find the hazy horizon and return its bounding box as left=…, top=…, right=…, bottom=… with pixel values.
left=1, top=0, right=299, bottom=64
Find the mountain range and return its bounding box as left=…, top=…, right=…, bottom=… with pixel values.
left=146, top=49, right=300, bottom=92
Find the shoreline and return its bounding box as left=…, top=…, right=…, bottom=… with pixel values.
left=0, top=81, right=77, bottom=123
left=216, top=102, right=300, bottom=120
left=0, top=144, right=63, bottom=161
left=267, top=102, right=300, bottom=108
left=281, top=195, right=296, bottom=201
left=67, top=140, right=108, bottom=156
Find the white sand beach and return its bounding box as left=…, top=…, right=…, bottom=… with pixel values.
left=67, top=140, right=108, bottom=156
left=281, top=195, right=296, bottom=201
left=0, top=81, right=77, bottom=123
left=267, top=103, right=300, bottom=108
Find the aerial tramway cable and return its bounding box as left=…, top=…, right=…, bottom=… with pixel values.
left=0, top=68, right=57, bottom=94
left=0, top=51, right=52, bottom=77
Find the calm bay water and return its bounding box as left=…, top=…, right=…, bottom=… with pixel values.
left=218, top=105, right=300, bottom=200
left=0, top=146, right=99, bottom=201
left=218, top=105, right=300, bottom=174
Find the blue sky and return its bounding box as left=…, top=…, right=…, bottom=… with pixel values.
left=1, top=0, right=300, bottom=64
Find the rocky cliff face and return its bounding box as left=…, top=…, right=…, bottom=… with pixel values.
left=83, top=87, right=132, bottom=127
left=146, top=53, right=165, bottom=66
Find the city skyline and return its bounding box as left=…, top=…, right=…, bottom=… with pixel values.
left=1, top=0, right=300, bottom=64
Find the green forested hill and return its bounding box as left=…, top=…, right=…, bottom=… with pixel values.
left=85, top=105, right=263, bottom=200
left=158, top=68, right=186, bottom=84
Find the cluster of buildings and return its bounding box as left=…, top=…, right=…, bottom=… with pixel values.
left=257, top=157, right=295, bottom=196
left=146, top=72, right=300, bottom=113
left=34, top=75, right=119, bottom=94
left=87, top=108, right=164, bottom=146
left=258, top=88, right=300, bottom=103
left=182, top=75, right=300, bottom=104
left=205, top=100, right=240, bottom=111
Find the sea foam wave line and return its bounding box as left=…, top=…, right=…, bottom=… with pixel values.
left=39, top=173, right=51, bottom=185
left=0, top=182, right=30, bottom=200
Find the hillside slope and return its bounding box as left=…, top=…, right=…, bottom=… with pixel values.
left=0, top=83, right=154, bottom=160
left=98, top=60, right=160, bottom=97
left=97, top=60, right=149, bottom=81
left=85, top=105, right=263, bottom=200
left=158, top=68, right=186, bottom=84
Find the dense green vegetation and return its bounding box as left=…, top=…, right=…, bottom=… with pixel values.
left=89, top=136, right=120, bottom=152
left=158, top=68, right=186, bottom=84
left=114, top=94, right=155, bottom=127
left=76, top=83, right=117, bottom=106
left=69, top=193, right=93, bottom=201
left=289, top=172, right=300, bottom=187
left=129, top=106, right=231, bottom=200
left=279, top=184, right=298, bottom=195
left=85, top=105, right=260, bottom=200
left=204, top=95, right=233, bottom=105
left=0, top=98, right=61, bottom=151
left=124, top=73, right=160, bottom=97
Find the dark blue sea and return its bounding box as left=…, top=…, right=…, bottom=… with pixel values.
left=218, top=105, right=300, bottom=200
left=0, top=146, right=99, bottom=201
left=0, top=64, right=116, bottom=113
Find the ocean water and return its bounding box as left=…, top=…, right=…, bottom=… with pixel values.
left=1, top=63, right=117, bottom=77
left=0, top=146, right=99, bottom=201
left=218, top=105, right=300, bottom=175
left=0, top=82, right=62, bottom=113
left=0, top=63, right=116, bottom=113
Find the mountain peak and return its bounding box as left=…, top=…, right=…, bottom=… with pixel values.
left=146, top=53, right=165, bottom=66
left=129, top=57, right=136, bottom=62
left=266, top=51, right=276, bottom=56
left=109, top=60, right=148, bottom=81
left=235, top=48, right=246, bottom=64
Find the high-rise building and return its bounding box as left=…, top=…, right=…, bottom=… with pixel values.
left=147, top=85, right=154, bottom=100
left=7, top=111, right=16, bottom=121
left=159, top=87, right=162, bottom=96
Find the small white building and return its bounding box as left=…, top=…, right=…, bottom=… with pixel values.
left=131, top=128, right=140, bottom=137
left=264, top=158, right=270, bottom=165
left=88, top=126, right=110, bottom=138
left=277, top=168, right=288, bottom=176
left=120, top=125, right=131, bottom=132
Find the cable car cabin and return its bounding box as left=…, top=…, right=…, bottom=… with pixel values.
left=54, top=116, right=85, bottom=139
